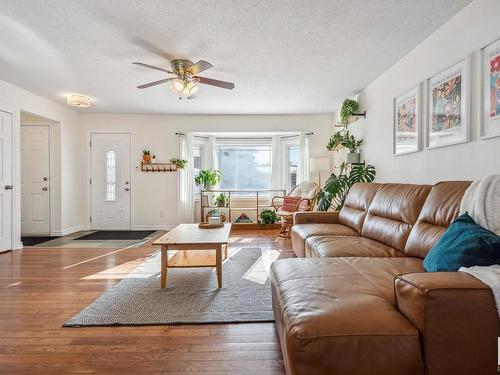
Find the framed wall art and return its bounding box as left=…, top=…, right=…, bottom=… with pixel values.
left=426, top=59, right=470, bottom=149
left=481, top=37, right=500, bottom=139
left=393, top=84, right=421, bottom=155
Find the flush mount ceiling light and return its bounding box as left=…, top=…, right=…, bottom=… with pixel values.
left=67, top=94, right=91, bottom=108
left=133, top=58, right=234, bottom=100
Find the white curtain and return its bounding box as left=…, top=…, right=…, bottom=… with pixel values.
left=271, top=135, right=284, bottom=191
left=297, top=132, right=310, bottom=183
left=178, top=133, right=194, bottom=223
left=206, top=136, right=218, bottom=170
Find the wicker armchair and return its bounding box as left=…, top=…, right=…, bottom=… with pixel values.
left=272, top=181, right=319, bottom=237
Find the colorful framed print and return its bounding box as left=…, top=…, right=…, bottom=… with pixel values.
left=393, top=85, right=421, bottom=155
left=426, top=59, right=470, bottom=149
left=481, top=37, right=500, bottom=139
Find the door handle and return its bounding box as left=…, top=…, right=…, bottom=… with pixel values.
left=4, top=185, right=13, bottom=190
left=124, top=187, right=130, bottom=191
left=42, top=187, right=48, bottom=191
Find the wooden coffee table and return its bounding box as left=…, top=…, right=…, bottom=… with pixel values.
left=152, top=223, right=232, bottom=288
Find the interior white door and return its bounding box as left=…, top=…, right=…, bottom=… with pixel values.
left=91, top=133, right=131, bottom=230
left=0, top=111, right=13, bottom=251
left=21, top=125, right=50, bottom=235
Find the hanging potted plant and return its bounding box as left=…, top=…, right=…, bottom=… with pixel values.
left=169, top=158, right=187, bottom=169
left=195, top=169, right=222, bottom=190
left=338, top=98, right=359, bottom=127
left=342, top=131, right=363, bottom=164
left=142, top=149, right=151, bottom=164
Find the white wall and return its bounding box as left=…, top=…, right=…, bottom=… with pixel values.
left=0, top=79, right=85, bottom=246
left=82, top=113, right=334, bottom=228
left=358, top=0, right=500, bottom=183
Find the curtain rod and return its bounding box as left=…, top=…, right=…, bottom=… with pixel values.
left=175, top=132, right=313, bottom=139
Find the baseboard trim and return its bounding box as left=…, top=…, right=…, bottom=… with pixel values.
left=131, top=224, right=176, bottom=231
left=52, top=226, right=86, bottom=236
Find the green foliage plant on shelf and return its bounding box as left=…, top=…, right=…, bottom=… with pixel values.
left=339, top=98, right=359, bottom=127
left=342, top=131, right=363, bottom=153
left=194, top=169, right=222, bottom=189
left=317, top=163, right=376, bottom=211
left=260, top=209, right=279, bottom=224
left=215, top=193, right=229, bottom=207
left=326, top=131, right=345, bottom=151
left=169, top=158, right=187, bottom=169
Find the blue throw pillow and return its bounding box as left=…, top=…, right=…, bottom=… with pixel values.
left=423, top=213, right=500, bottom=272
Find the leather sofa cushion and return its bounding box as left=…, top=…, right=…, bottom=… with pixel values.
left=404, top=181, right=471, bottom=258
left=362, top=184, right=431, bottom=251
left=338, top=182, right=381, bottom=233
left=271, top=258, right=424, bottom=375
left=291, top=224, right=358, bottom=258
left=305, top=235, right=405, bottom=258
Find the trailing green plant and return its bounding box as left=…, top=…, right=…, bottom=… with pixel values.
left=342, top=131, right=363, bottom=153
left=170, top=158, right=187, bottom=169
left=339, top=98, right=359, bottom=126
left=259, top=209, right=279, bottom=224
left=326, top=130, right=363, bottom=153
left=326, top=131, right=345, bottom=151
left=215, top=193, right=229, bottom=207
left=317, top=163, right=376, bottom=211
left=194, top=169, right=222, bottom=189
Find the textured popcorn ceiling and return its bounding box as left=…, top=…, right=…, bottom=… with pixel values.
left=0, top=0, right=471, bottom=114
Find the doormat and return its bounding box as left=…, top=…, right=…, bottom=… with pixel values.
left=75, top=231, right=157, bottom=241
left=21, top=236, right=60, bottom=246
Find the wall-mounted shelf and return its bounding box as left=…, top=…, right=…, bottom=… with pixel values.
left=334, top=110, right=367, bottom=128
left=140, top=162, right=177, bottom=172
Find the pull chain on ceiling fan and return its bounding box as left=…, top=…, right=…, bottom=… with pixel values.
left=133, top=59, right=235, bottom=99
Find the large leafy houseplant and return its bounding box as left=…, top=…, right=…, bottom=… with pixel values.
left=194, top=169, right=222, bottom=189
left=259, top=209, right=279, bottom=224
left=317, top=163, right=376, bottom=211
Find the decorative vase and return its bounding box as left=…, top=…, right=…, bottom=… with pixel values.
left=143, top=154, right=151, bottom=164
left=346, top=152, right=360, bottom=164
left=204, top=183, right=212, bottom=191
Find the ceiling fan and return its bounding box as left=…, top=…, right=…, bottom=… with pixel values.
left=133, top=59, right=235, bottom=99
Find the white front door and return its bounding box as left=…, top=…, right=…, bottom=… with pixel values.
left=91, top=133, right=131, bottom=230
left=0, top=111, right=13, bottom=251
left=21, top=125, right=50, bottom=235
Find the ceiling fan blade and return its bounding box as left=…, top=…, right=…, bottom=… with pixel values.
left=194, top=76, right=235, bottom=90
left=137, top=78, right=173, bottom=89
left=133, top=62, right=174, bottom=74
left=186, top=60, right=213, bottom=75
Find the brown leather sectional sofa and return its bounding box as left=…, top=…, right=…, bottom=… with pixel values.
left=270, top=181, right=498, bottom=375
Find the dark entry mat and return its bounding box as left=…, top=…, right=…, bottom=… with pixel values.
left=75, top=231, right=156, bottom=241
left=21, top=237, right=59, bottom=246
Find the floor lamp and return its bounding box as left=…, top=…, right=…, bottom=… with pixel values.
left=309, top=157, right=330, bottom=188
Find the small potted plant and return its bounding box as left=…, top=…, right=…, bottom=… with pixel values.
left=143, top=149, right=151, bottom=164
left=215, top=193, right=228, bottom=207
left=342, top=131, right=363, bottom=164
left=259, top=209, right=279, bottom=227
left=170, top=158, right=187, bottom=169
left=195, top=169, right=222, bottom=190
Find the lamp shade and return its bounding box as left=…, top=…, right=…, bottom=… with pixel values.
left=309, top=157, right=330, bottom=172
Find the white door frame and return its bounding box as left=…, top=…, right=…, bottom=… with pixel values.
left=87, top=132, right=133, bottom=230
left=0, top=110, right=15, bottom=251
left=20, top=124, right=51, bottom=236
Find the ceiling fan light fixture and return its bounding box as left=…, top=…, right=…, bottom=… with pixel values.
left=170, top=79, right=185, bottom=94
left=183, top=82, right=199, bottom=98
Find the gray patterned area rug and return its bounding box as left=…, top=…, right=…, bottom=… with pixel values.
left=64, top=247, right=280, bottom=326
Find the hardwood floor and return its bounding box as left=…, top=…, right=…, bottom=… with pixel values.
left=0, top=230, right=294, bottom=375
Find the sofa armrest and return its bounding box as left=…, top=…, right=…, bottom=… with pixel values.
left=395, top=272, right=498, bottom=375
left=293, top=211, right=339, bottom=225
